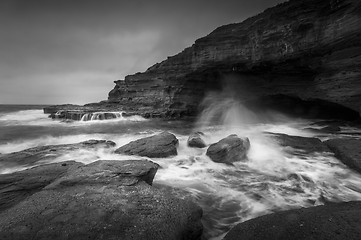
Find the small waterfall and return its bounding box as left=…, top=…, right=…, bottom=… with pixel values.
left=80, top=112, right=123, bottom=121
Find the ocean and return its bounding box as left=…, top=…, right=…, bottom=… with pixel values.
left=1, top=103, right=361, bottom=239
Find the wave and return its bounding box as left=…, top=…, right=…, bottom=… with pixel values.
left=0, top=109, right=147, bottom=126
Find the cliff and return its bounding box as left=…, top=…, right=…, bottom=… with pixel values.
left=108, top=0, right=361, bottom=119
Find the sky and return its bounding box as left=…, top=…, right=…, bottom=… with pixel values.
left=0, top=0, right=286, bottom=105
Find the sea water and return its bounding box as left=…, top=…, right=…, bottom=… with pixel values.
left=1, top=103, right=361, bottom=239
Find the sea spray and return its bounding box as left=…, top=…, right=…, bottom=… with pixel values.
left=1, top=106, right=361, bottom=239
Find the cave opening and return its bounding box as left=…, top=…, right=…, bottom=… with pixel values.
left=195, top=70, right=360, bottom=122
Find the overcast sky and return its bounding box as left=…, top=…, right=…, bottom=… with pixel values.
left=0, top=0, right=286, bottom=105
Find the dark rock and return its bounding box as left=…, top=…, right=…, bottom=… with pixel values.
left=305, top=125, right=341, bottom=133
left=224, top=201, right=361, bottom=240
left=206, top=135, right=250, bottom=164
left=325, top=138, right=361, bottom=174
left=0, top=160, right=203, bottom=240
left=267, top=133, right=331, bottom=154
left=115, top=131, right=179, bottom=158
left=47, top=160, right=159, bottom=187
left=0, top=161, right=83, bottom=213
left=187, top=132, right=207, bottom=148
left=105, top=0, right=361, bottom=119
left=0, top=140, right=116, bottom=169
left=320, top=126, right=341, bottom=132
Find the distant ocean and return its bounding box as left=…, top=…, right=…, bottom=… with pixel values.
left=1, top=104, right=361, bottom=240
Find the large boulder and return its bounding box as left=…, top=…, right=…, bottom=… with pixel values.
left=206, top=134, right=250, bottom=164
left=115, top=131, right=179, bottom=158
left=0, top=139, right=116, bottom=170
left=187, top=132, right=207, bottom=148
left=224, top=201, right=361, bottom=240
left=0, top=160, right=203, bottom=240
left=267, top=133, right=331, bottom=155
left=325, top=138, right=361, bottom=174
left=0, top=161, right=82, bottom=213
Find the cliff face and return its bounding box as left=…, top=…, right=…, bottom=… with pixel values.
left=108, top=0, right=361, bottom=118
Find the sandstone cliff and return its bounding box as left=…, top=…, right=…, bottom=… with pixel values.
left=108, top=0, right=361, bottom=119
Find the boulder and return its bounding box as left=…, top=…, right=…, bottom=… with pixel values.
left=115, top=131, right=179, bottom=158
left=187, top=132, right=207, bottom=148
left=267, top=133, right=331, bottom=155
left=325, top=138, right=361, bottom=174
left=0, top=161, right=82, bottom=213
left=224, top=201, right=361, bottom=240
left=0, top=139, right=116, bottom=170
left=0, top=160, right=203, bottom=240
left=206, top=134, right=250, bottom=164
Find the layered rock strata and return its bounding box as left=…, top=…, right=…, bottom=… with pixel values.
left=106, top=0, right=361, bottom=119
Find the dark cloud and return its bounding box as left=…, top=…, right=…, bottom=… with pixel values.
left=0, top=0, right=286, bottom=104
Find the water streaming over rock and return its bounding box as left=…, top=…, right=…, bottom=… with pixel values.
left=1, top=104, right=361, bottom=240
left=80, top=112, right=123, bottom=121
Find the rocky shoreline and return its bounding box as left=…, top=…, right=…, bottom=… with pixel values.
left=7, top=0, right=361, bottom=239
left=43, top=0, right=361, bottom=121
left=1, top=128, right=361, bottom=239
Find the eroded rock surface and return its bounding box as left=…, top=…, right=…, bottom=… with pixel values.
left=105, top=0, right=361, bottom=119
left=0, top=160, right=203, bottom=240
left=206, top=135, right=250, bottom=164
left=0, top=161, right=82, bottom=213
left=268, top=133, right=331, bottom=154
left=224, top=201, right=361, bottom=240
left=0, top=140, right=116, bottom=169
left=115, top=132, right=179, bottom=158
left=325, top=138, right=361, bottom=173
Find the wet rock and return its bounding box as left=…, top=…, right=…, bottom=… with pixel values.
left=320, top=125, right=341, bottom=133
left=224, top=201, right=361, bottom=240
left=106, top=0, right=361, bottom=119
left=0, top=160, right=203, bottom=240
left=115, top=131, right=179, bottom=158
left=267, top=133, right=331, bottom=154
left=0, top=139, right=116, bottom=169
left=206, top=135, right=250, bottom=164
left=325, top=138, right=361, bottom=174
left=0, top=161, right=82, bottom=213
left=187, top=132, right=207, bottom=148
left=305, top=125, right=341, bottom=134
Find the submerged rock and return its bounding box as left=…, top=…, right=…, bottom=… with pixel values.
left=325, top=138, right=361, bottom=174
left=206, top=134, right=250, bottom=164
left=115, top=131, right=179, bottom=158
left=267, top=133, right=331, bottom=154
left=0, top=160, right=203, bottom=240
left=187, top=132, right=207, bottom=148
left=0, top=139, right=116, bottom=169
left=224, top=201, right=361, bottom=240
left=305, top=125, right=341, bottom=134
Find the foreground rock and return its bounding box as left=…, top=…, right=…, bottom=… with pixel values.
left=0, top=160, right=203, bottom=240
left=325, top=138, right=361, bottom=174
left=0, top=161, right=82, bottom=213
left=267, top=133, right=331, bottom=155
left=187, top=132, right=207, bottom=148
left=115, top=132, right=179, bottom=158
left=224, top=201, right=361, bottom=240
left=206, top=135, right=250, bottom=164
left=0, top=140, right=116, bottom=170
